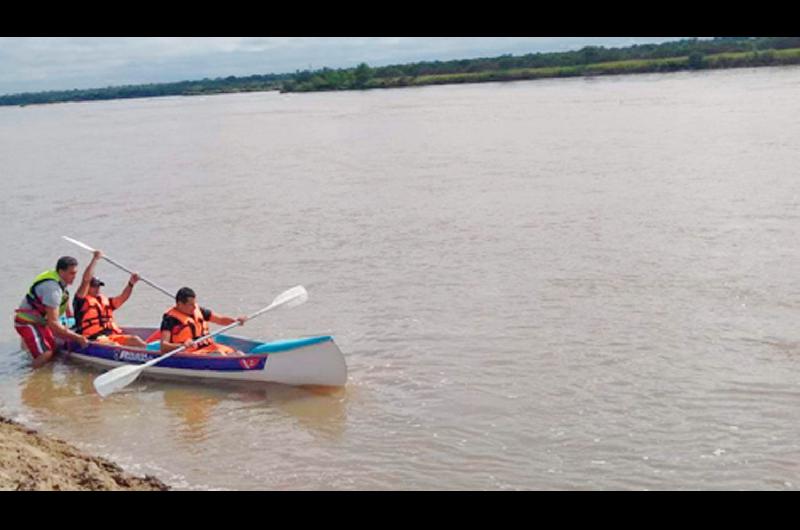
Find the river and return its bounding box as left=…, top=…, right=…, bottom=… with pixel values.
left=1, top=65, right=800, bottom=489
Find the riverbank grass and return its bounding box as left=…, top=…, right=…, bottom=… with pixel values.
left=359, top=48, right=800, bottom=90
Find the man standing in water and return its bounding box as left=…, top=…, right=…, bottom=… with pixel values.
left=159, top=287, right=247, bottom=356
left=14, top=256, right=89, bottom=368
left=72, top=249, right=148, bottom=348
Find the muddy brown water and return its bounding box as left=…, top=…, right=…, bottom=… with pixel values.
left=2, top=66, right=800, bottom=489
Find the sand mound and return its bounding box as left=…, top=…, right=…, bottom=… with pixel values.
left=0, top=416, right=168, bottom=491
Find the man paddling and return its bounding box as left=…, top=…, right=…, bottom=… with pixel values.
left=159, top=287, right=247, bottom=356
left=72, top=249, right=148, bottom=348
left=14, top=256, right=89, bottom=368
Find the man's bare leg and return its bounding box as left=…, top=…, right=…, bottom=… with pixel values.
left=31, top=349, right=55, bottom=369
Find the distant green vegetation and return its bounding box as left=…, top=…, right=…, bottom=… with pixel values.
left=3, top=37, right=800, bottom=106
left=0, top=73, right=293, bottom=107
left=282, top=37, right=800, bottom=93
left=360, top=47, right=800, bottom=90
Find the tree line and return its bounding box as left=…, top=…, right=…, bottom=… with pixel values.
left=281, top=37, right=800, bottom=92
left=0, top=73, right=293, bottom=106
left=3, top=37, right=800, bottom=105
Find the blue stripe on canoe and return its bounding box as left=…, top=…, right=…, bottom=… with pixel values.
left=72, top=342, right=266, bottom=372
left=249, top=335, right=332, bottom=354
left=69, top=335, right=332, bottom=371
left=144, top=335, right=332, bottom=353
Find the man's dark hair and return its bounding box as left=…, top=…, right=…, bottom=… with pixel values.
left=56, top=256, right=78, bottom=271
left=176, top=287, right=196, bottom=304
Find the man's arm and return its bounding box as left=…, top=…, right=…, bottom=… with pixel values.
left=111, top=273, right=139, bottom=309
left=208, top=312, right=247, bottom=326
left=45, top=306, right=88, bottom=347
left=76, top=250, right=103, bottom=299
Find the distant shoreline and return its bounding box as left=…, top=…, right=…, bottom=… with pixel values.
left=4, top=38, right=800, bottom=107
left=9, top=59, right=800, bottom=109
left=304, top=48, right=800, bottom=93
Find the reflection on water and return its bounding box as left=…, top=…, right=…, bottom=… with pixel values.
left=12, top=355, right=106, bottom=439
left=159, top=381, right=348, bottom=443
left=259, top=385, right=349, bottom=441
left=21, top=363, right=95, bottom=410
left=2, top=339, right=349, bottom=489
left=162, top=388, right=221, bottom=443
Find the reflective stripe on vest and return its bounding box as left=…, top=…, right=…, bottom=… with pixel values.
left=165, top=306, right=211, bottom=344
left=25, top=270, right=69, bottom=319
left=75, top=294, right=122, bottom=338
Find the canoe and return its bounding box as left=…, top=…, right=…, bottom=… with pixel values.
left=62, top=326, right=347, bottom=387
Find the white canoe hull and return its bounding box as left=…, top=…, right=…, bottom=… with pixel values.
left=64, top=330, right=347, bottom=387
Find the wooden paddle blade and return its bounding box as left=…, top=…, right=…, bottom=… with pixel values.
left=93, top=364, right=144, bottom=398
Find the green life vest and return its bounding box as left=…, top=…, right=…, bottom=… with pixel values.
left=25, top=270, right=70, bottom=318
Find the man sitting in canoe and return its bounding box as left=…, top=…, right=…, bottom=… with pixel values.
left=14, top=256, right=89, bottom=368
left=159, top=287, right=247, bottom=356
left=73, top=249, right=148, bottom=348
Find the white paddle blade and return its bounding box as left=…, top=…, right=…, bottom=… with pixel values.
left=93, top=364, right=144, bottom=398
left=273, top=285, right=308, bottom=309
left=62, top=236, right=95, bottom=252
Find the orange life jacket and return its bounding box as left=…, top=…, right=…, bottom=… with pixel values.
left=165, top=306, right=212, bottom=344
left=163, top=306, right=238, bottom=355
left=75, top=294, right=122, bottom=338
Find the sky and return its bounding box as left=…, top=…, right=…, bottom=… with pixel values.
left=0, top=37, right=687, bottom=96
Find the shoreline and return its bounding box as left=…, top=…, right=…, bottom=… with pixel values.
left=283, top=49, right=800, bottom=93
left=4, top=47, right=800, bottom=108
left=0, top=415, right=169, bottom=491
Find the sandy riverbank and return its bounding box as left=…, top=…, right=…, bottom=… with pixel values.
left=0, top=416, right=169, bottom=490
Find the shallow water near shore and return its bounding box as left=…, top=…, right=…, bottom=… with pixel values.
left=2, top=66, right=800, bottom=490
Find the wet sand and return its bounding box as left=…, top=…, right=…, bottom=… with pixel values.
left=0, top=416, right=168, bottom=491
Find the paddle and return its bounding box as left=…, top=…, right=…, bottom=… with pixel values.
left=92, top=285, right=309, bottom=398
left=62, top=236, right=174, bottom=298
